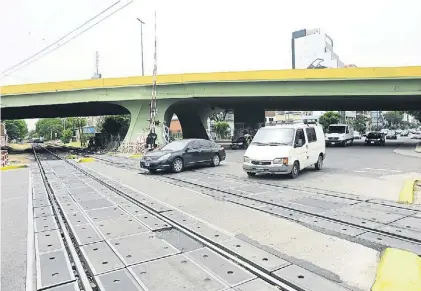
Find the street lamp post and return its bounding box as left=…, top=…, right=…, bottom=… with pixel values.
left=136, top=18, right=145, bottom=76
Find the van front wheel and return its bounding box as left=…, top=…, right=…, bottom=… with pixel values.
left=290, top=161, right=300, bottom=179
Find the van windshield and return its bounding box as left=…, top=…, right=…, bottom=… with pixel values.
left=328, top=126, right=346, bottom=133
left=251, top=128, right=294, bottom=145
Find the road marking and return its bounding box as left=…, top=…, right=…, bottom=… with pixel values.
left=363, top=168, right=402, bottom=173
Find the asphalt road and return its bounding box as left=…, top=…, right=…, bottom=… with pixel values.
left=212, top=138, right=421, bottom=201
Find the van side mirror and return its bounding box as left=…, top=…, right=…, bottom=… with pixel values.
left=185, top=146, right=192, bottom=152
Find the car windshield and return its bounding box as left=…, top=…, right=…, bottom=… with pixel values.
left=328, top=126, right=346, bottom=133
left=160, top=140, right=190, bottom=151
left=367, top=133, right=382, bottom=138
left=251, top=128, right=294, bottom=145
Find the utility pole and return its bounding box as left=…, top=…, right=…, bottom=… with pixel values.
left=91, top=51, right=102, bottom=79
left=136, top=18, right=145, bottom=76
left=149, top=11, right=158, bottom=133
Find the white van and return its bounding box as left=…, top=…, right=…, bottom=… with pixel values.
left=325, top=124, right=354, bottom=146
left=242, top=122, right=326, bottom=179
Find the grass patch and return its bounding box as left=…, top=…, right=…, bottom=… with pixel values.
left=65, top=141, right=85, bottom=148
left=8, top=143, right=32, bottom=151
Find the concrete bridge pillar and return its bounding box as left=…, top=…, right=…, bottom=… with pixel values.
left=117, top=99, right=215, bottom=146
left=233, top=105, right=265, bottom=137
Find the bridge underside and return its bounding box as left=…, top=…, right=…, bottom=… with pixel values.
left=1, top=94, right=420, bottom=143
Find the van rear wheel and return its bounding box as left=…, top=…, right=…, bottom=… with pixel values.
left=246, top=172, right=256, bottom=177
left=315, top=155, right=323, bottom=170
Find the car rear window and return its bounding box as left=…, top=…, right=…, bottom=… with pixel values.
left=367, top=133, right=382, bottom=138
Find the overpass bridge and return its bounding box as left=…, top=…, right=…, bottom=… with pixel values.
left=1, top=66, right=421, bottom=143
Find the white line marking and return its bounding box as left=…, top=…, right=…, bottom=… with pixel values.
left=26, top=169, right=36, bottom=291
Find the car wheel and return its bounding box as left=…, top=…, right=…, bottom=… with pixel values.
left=314, top=155, right=323, bottom=170
left=342, top=141, right=347, bottom=147
left=211, top=154, right=220, bottom=167
left=148, top=169, right=157, bottom=174
left=171, top=158, right=184, bottom=173
left=246, top=172, right=256, bottom=177
left=290, top=161, right=300, bottom=179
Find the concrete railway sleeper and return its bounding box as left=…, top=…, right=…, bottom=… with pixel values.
left=34, top=146, right=324, bottom=291
left=90, top=155, right=421, bottom=255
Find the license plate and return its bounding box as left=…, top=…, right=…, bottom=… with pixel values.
left=332, top=142, right=335, bottom=145
left=144, top=162, right=150, bottom=166
left=254, top=168, right=265, bottom=172
left=370, top=141, right=373, bottom=144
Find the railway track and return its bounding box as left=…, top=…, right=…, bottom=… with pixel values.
left=91, top=154, right=421, bottom=255
left=34, top=145, right=339, bottom=291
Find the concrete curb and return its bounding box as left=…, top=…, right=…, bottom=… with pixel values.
left=1, top=164, right=28, bottom=171
left=371, top=248, right=421, bottom=291
left=77, top=157, right=95, bottom=163
left=399, top=179, right=417, bottom=204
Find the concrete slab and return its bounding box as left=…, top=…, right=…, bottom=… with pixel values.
left=44, top=282, right=79, bottom=291
left=35, top=229, right=64, bottom=254
left=78, top=198, right=115, bottom=210
left=63, top=211, right=89, bottom=226
left=156, top=228, right=204, bottom=253
left=85, top=206, right=127, bottom=222
left=34, top=216, right=58, bottom=233
left=272, top=264, right=350, bottom=291
left=109, top=232, right=180, bottom=266
left=36, top=250, right=75, bottom=290
left=96, top=269, right=145, bottom=291
left=129, top=254, right=227, bottom=291
left=186, top=248, right=255, bottom=286
left=33, top=206, right=54, bottom=218
left=356, top=232, right=421, bottom=254
left=390, top=217, right=421, bottom=232
left=80, top=241, right=125, bottom=275
left=232, top=279, right=280, bottom=291
left=219, top=239, right=291, bottom=272
left=71, top=224, right=103, bottom=245
left=94, top=217, right=149, bottom=239
left=119, top=202, right=149, bottom=216
left=134, top=213, right=171, bottom=231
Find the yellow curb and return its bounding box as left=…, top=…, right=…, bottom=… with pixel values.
left=399, top=179, right=417, bottom=204
left=129, top=154, right=143, bottom=158
left=1, top=164, right=28, bottom=171
left=372, top=248, right=421, bottom=291
left=77, top=157, right=95, bottom=163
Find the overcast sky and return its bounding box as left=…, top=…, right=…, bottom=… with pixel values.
left=1, top=0, right=421, bottom=129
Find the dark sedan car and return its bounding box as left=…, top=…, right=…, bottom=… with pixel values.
left=365, top=132, right=385, bottom=146
left=140, top=139, right=226, bottom=173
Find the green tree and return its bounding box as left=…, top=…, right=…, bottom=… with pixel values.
left=353, top=115, right=368, bottom=133
left=4, top=120, right=28, bottom=140
left=97, top=115, right=130, bottom=138
left=35, top=118, right=63, bottom=140
left=61, top=129, right=73, bottom=143
left=213, top=121, right=230, bottom=139
left=383, top=111, right=403, bottom=128
left=319, top=112, right=341, bottom=132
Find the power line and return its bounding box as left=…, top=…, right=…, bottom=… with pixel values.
left=0, top=0, right=133, bottom=79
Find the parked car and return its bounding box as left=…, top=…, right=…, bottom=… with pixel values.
left=365, top=132, right=386, bottom=146
left=140, top=139, right=226, bottom=173
left=243, top=121, right=326, bottom=179
left=386, top=131, right=397, bottom=140
left=230, top=136, right=249, bottom=149
left=353, top=131, right=362, bottom=139
left=400, top=130, right=409, bottom=137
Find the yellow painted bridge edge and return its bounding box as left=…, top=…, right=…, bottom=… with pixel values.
left=1, top=164, right=28, bottom=171
left=399, top=179, right=418, bottom=204
left=2, top=66, right=421, bottom=95
left=372, top=248, right=421, bottom=291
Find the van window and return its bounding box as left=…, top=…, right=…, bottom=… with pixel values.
left=305, top=127, right=317, bottom=143
left=328, top=125, right=346, bottom=133
left=252, top=128, right=294, bottom=145
left=294, top=129, right=305, bottom=146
